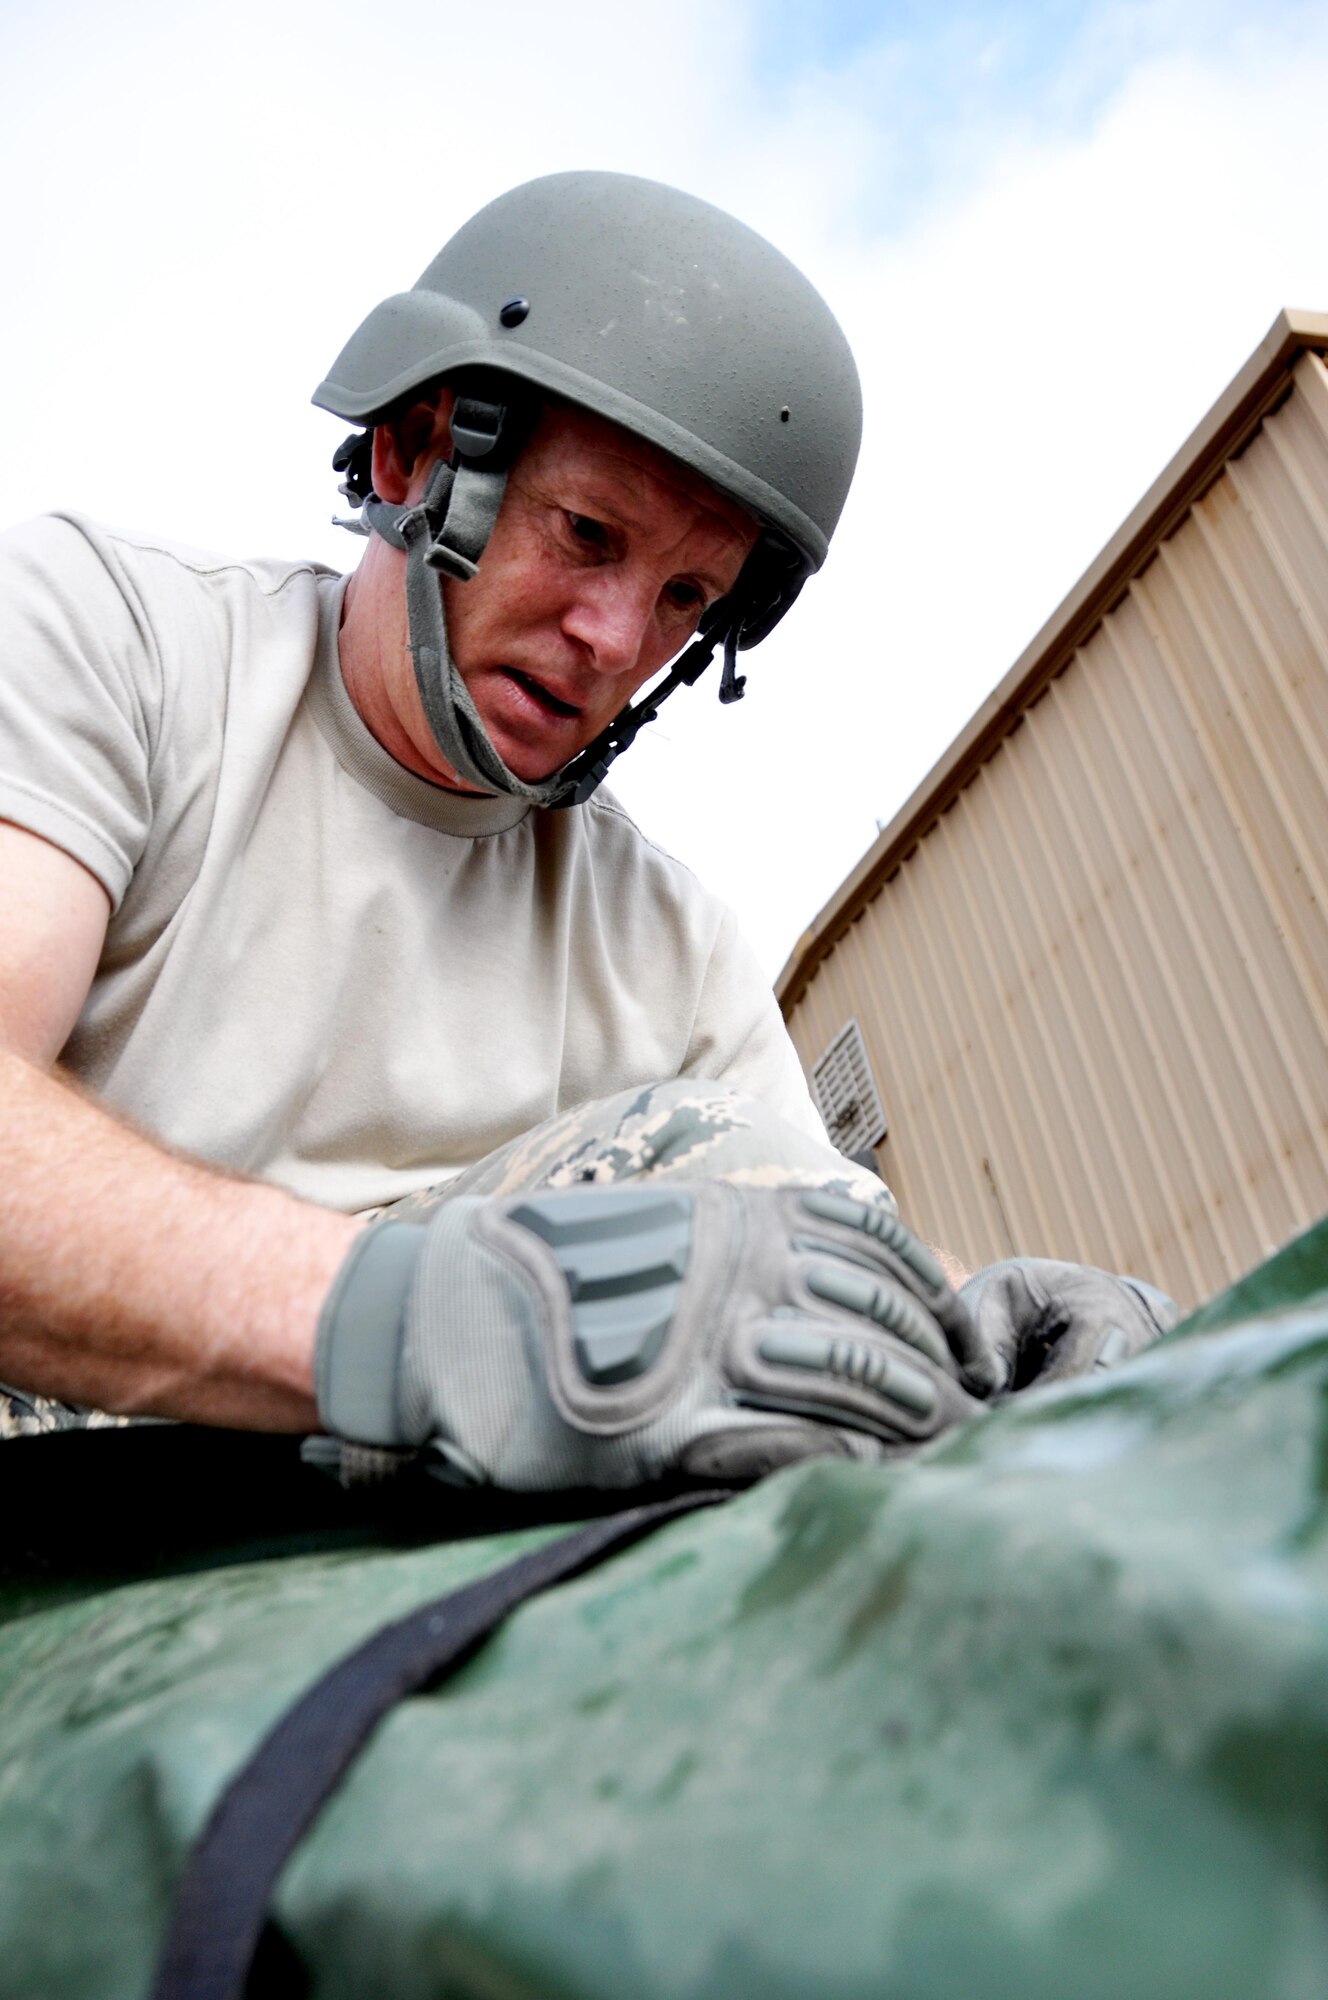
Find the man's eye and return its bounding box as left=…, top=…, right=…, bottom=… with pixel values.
left=664, top=580, right=705, bottom=613
left=567, top=514, right=609, bottom=549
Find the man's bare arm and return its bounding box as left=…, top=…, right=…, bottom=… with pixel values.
left=0, top=823, right=358, bottom=1429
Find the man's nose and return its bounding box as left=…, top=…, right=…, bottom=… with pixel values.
left=561, top=568, right=655, bottom=675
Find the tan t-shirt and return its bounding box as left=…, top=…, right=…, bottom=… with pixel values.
left=0, top=514, right=826, bottom=1210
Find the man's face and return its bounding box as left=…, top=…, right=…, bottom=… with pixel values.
left=412, top=401, right=759, bottom=787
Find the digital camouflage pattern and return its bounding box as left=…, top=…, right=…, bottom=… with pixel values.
left=0, top=1389, right=132, bottom=1442
left=0, top=1081, right=889, bottom=1438
left=364, top=1079, right=895, bottom=1218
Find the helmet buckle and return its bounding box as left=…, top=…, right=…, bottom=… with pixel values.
left=424, top=542, right=481, bottom=584
left=449, top=395, right=507, bottom=465
left=718, top=625, right=747, bottom=705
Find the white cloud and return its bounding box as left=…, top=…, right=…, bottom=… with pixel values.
left=614, top=3, right=1328, bottom=972
left=2, top=0, right=1325, bottom=975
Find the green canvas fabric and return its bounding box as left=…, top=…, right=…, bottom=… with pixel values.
left=2, top=1218, right=1327, bottom=1999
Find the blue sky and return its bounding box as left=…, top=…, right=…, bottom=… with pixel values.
left=751, top=0, right=1324, bottom=105
left=747, top=0, right=1327, bottom=230
left=751, top=0, right=1097, bottom=119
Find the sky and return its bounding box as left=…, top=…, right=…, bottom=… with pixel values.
left=2, top=0, right=1325, bottom=977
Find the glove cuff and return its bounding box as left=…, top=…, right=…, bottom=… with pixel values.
left=1119, top=1274, right=1181, bottom=1337
left=315, top=1221, right=426, bottom=1445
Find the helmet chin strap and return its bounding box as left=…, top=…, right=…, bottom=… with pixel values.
left=338, top=403, right=742, bottom=810
left=364, top=458, right=571, bottom=806
left=362, top=461, right=738, bottom=812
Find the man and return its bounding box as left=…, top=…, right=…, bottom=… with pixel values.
left=0, top=173, right=1172, bottom=1486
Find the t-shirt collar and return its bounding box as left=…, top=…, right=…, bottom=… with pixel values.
left=307, top=574, right=531, bottom=838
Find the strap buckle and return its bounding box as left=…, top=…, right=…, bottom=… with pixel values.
left=449, top=396, right=507, bottom=465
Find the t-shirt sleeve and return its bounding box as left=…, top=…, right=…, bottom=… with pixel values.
left=0, top=514, right=157, bottom=907
left=685, top=902, right=831, bottom=1144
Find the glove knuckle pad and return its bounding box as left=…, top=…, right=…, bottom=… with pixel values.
left=799, top=1191, right=945, bottom=1291
left=802, top=1263, right=950, bottom=1371
left=488, top=1187, right=728, bottom=1437
left=734, top=1319, right=955, bottom=1441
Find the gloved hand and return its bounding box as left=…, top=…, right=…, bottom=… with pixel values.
left=315, top=1183, right=1000, bottom=1489
left=958, top=1258, right=1179, bottom=1393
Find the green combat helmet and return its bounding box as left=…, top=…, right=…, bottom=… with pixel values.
left=313, top=171, right=862, bottom=807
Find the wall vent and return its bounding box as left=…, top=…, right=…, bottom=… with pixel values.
left=811, top=1019, right=887, bottom=1158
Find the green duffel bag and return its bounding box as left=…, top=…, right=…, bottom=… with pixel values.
left=2, top=1219, right=1327, bottom=2000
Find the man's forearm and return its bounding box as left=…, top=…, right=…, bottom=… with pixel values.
left=0, top=1051, right=360, bottom=1429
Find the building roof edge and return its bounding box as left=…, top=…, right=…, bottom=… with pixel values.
left=776, top=308, right=1328, bottom=1013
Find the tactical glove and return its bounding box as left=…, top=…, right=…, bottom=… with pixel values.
left=315, top=1183, right=997, bottom=1489
left=959, top=1257, right=1179, bottom=1393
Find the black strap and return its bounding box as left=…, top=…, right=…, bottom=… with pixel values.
left=149, top=1489, right=723, bottom=2000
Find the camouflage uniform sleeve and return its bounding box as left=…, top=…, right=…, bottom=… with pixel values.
left=0, top=1386, right=133, bottom=1439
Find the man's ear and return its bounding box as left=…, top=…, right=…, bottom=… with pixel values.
left=370, top=389, right=455, bottom=504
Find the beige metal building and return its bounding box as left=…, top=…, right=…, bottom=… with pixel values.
left=778, top=310, right=1328, bottom=1310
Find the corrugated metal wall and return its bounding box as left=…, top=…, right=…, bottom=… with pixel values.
left=784, top=349, right=1328, bottom=1308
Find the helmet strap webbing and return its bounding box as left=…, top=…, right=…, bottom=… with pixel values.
left=544, top=625, right=725, bottom=807
left=339, top=418, right=745, bottom=809
left=364, top=460, right=569, bottom=805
